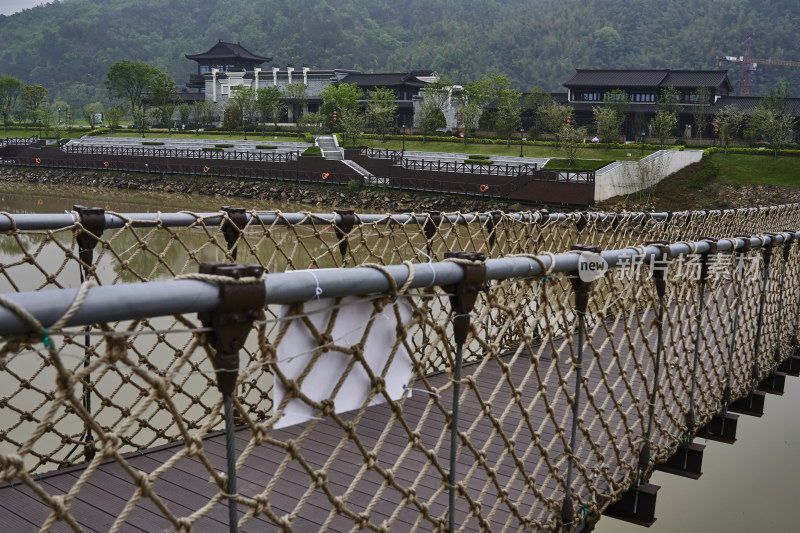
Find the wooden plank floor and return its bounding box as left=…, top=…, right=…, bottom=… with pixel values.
left=0, top=299, right=762, bottom=532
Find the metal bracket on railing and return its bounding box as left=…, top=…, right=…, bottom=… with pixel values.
left=73, top=205, right=105, bottom=267
left=220, top=206, right=248, bottom=261
left=334, top=209, right=356, bottom=264
left=442, top=250, right=486, bottom=533
left=198, top=262, right=265, bottom=395
left=197, top=262, right=264, bottom=533
left=424, top=211, right=442, bottom=258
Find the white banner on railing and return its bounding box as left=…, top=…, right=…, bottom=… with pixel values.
left=273, top=295, right=413, bottom=429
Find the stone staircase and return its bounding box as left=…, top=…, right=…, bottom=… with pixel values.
left=316, top=135, right=343, bottom=160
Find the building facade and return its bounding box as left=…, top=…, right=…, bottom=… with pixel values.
left=183, top=41, right=441, bottom=127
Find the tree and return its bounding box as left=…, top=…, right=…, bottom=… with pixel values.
left=104, top=60, right=160, bottom=121
left=689, top=86, right=711, bottom=139
left=229, top=86, right=256, bottom=133
left=365, top=87, right=397, bottom=141
left=558, top=124, right=587, bottom=166
left=495, top=89, right=522, bottom=145
left=651, top=109, right=677, bottom=149
left=539, top=101, right=572, bottom=146
left=256, top=86, right=283, bottom=133
left=149, top=71, right=180, bottom=132
left=414, top=98, right=446, bottom=140
left=747, top=105, right=795, bottom=159
left=283, top=82, right=309, bottom=122
left=320, top=82, right=361, bottom=132
left=603, top=89, right=629, bottom=139
left=525, top=85, right=552, bottom=136
left=338, top=108, right=366, bottom=148
left=593, top=106, right=618, bottom=143
left=178, top=103, right=191, bottom=129
left=713, top=105, right=743, bottom=155
left=297, top=111, right=322, bottom=136
left=20, top=84, right=48, bottom=128
left=190, top=100, right=216, bottom=133
left=0, top=75, right=22, bottom=131
left=105, top=104, right=125, bottom=133
left=652, top=86, right=680, bottom=148
left=82, top=102, right=104, bottom=129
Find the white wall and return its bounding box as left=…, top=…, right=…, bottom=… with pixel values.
left=594, top=149, right=704, bottom=202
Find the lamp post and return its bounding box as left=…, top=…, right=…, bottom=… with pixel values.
left=641, top=131, right=645, bottom=156
left=519, top=128, right=525, bottom=158
left=141, top=111, right=146, bottom=139
left=402, top=123, right=406, bottom=156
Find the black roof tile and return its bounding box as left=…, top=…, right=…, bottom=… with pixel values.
left=186, top=41, right=271, bottom=64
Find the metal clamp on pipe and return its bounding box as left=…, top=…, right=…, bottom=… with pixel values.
left=443, top=251, right=487, bottom=346
left=220, top=207, right=248, bottom=261
left=73, top=205, right=105, bottom=266
left=334, top=209, right=356, bottom=261
left=197, top=262, right=265, bottom=395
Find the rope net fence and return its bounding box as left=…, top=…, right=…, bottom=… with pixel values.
left=0, top=205, right=798, bottom=532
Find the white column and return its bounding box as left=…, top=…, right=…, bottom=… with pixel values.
left=254, top=67, right=260, bottom=91
left=212, top=68, right=219, bottom=103
left=287, top=66, right=294, bottom=85
left=303, top=67, right=309, bottom=85
left=272, top=67, right=279, bottom=86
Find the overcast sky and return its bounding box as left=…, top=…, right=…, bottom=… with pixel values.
left=0, top=0, right=50, bottom=16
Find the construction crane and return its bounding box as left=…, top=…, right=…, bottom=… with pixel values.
left=715, top=36, right=800, bottom=96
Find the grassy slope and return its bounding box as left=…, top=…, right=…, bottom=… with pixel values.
left=599, top=153, right=800, bottom=211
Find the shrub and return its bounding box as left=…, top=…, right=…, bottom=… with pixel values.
left=347, top=179, right=361, bottom=191
left=303, top=133, right=314, bottom=143
left=255, top=145, right=277, bottom=149
left=202, top=147, right=223, bottom=152
left=142, top=141, right=164, bottom=146
left=214, top=143, right=234, bottom=148
left=467, top=154, right=491, bottom=160
left=301, top=146, right=322, bottom=157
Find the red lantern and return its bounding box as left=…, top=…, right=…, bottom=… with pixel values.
left=333, top=111, right=337, bottom=122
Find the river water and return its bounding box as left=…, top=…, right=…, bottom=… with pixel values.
left=1, top=181, right=798, bottom=530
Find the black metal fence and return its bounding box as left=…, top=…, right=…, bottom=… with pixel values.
left=64, top=144, right=300, bottom=162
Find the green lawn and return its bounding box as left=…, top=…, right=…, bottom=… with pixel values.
left=359, top=138, right=655, bottom=161
left=709, top=153, right=800, bottom=187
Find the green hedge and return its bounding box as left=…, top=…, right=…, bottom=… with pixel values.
left=702, top=146, right=800, bottom=158
left=255, top=145, right=277, bottom=149
left=214, top=143, right=234, bottom=148
left=467, top=154, right=491, bottom=160
left=358, top=133, right=680, bottom=151
left=202, top=147, right=223, bottom=152
left=301, top=146, right=322, bottom=156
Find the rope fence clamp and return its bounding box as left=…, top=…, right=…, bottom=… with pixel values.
left=334, top=209, right=356, bottom=264
left=198, top=262, right=265, bottom=533
left=443, top=251, right=486, bottom=533
left=220, top=206, right=248, bottom=261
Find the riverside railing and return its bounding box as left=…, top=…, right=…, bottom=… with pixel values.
left=0, top=231, right=798, bottom=532
left=62, top=144, right=301, bottom=162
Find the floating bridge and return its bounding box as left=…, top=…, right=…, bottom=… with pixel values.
left=0, top=205, right=799, bottom=532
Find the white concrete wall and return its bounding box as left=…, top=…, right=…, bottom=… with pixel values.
left=594, top=149, right=703, bottom=202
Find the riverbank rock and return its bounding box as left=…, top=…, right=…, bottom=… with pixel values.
left=0, top=166, right=527, bottom=213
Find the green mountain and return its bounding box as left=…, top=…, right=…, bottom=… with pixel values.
left=2, top=0, right=799, bottom=108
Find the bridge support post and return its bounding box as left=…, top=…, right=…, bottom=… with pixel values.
left=560, top=245, right=603, bottom=532
left=443, top=252, right=486, bottom=533
left=198, top=262, right=265, bottom=533
left=73, top=205, right=106, bottom=464
left=698, top=412, right=739, bottom=444
left=333, top=209, right=356, bottom=266
left=220, top=206, right=248, bottom=261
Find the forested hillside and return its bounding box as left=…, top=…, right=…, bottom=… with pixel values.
left=1, top=0, right=799, bottom=107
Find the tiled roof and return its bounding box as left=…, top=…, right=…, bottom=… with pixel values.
left=186, top=41, right=271, bottom=63
left=338, top=72, right=431, bottom=88
left=564, top=69, right=733, bottom=92
left=715, top=96, right=800, bottom=116
left=662, top=71, right=733, bottom=91
left=564, top=70, right=669, bottom=88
